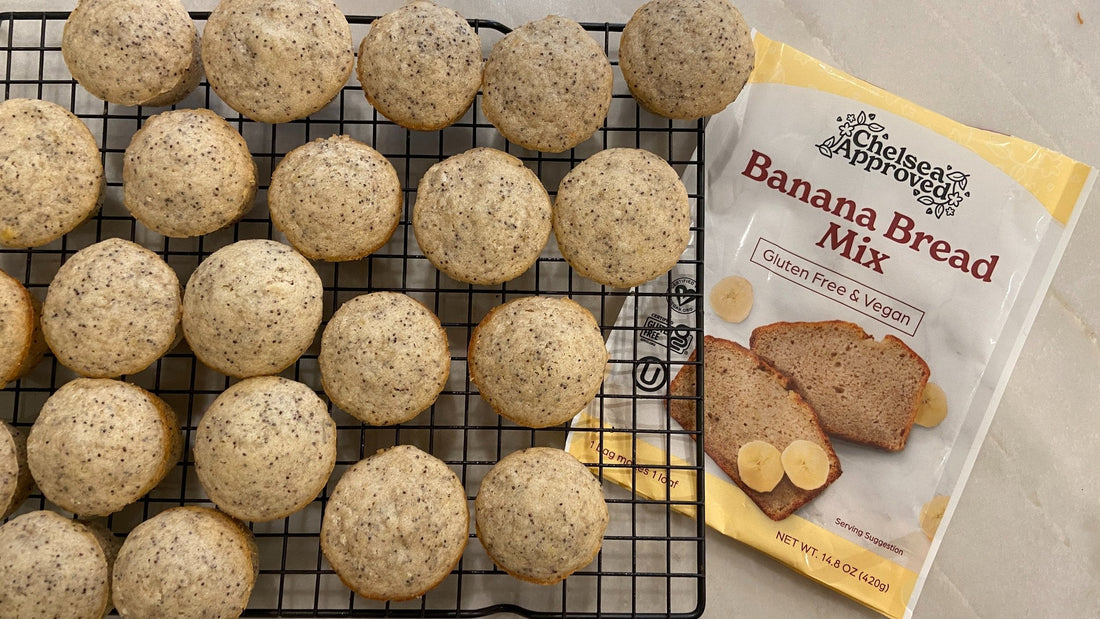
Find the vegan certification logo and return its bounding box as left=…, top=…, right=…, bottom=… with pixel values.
left=668, top=276, right=697, bottom=315
left=816, top=111, right=970, bottom=219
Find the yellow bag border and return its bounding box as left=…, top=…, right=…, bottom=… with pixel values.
left=749, top=33, right=1091, bottom=225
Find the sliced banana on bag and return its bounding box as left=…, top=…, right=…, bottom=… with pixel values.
left=780, top=439, right=830, bottom=490
left=920, top=494, right=950, bottom=540
left=736, top=440, right=784, bottom=493
left=915, top=382, right=948, bottom=427
left=709, top=275, right=753, bottom=323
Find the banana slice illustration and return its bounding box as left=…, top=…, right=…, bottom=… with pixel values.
left=780, top=439, right=830, bottom=490
left=915, top=382, right=948, bottom=428
left=736, top=440, right=784, bottom=493
left=920, top=494, right=950, bottom=540
left=709, top=275, right=753, bottom=323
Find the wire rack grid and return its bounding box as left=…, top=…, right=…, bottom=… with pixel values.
left=0, top=11, right=706, bottom=618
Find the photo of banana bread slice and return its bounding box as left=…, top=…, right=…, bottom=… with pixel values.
left=669, top=335, right=841, bottom=520
left=750, top=320, right=930, bottom=451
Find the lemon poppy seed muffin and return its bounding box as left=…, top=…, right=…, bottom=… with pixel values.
left=468, top=296, right=608, bottom=428
left=475, top=447, right=608, bottom=585
left=41, top=238, right=182, bottom=378
left=112, top=506, right=258, bottom=619
left=202, top=0, right=354, bottom=123
left=619, top=0, right=754, bottom=120
left=0, top=511, right=120, bottom=619
left=356, top=1, right=482, bottom=131
left=26, top=378, right=182, bottom=517
left=321, top=445, right=468, bottom=601
left=182, top=239, right=323, bottom=378
left=268, top=135, right=402, bottom=261
left=320, top=292, right=450, bottom=426
left=481, top=16, right=612, bottom=153
left=0, top=269, right=45, bottom=385
left=123, top=108, right=257, bottom=238
left=412, top=147, right=552, bottom=285
left=553, top=148, right=691, bottom=287
left=0, top=98, right=104, bottom=249
left=62, top=0, right=202, bottom=107
left=0, top=421, right=32, bottom=519
left=194, top=376, right=337, bottom=522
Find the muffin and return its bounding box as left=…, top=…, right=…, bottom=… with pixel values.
left=356, top=1, right=482, bottom=131
left=112, top=506, right=258, bottom=619
left=0, top=98, right=104, bottom=248
left=202, top=0, right=354, bottom=123
left=182, top=239, right=323, bottom=378
left=468, top=296, right=608, bottom=428
left=123, top=108, right=258, bottom=238
left=62, top=0, right=202, bottom=107
left=319, top=292, right=450, bottom=426
left=481, top=15, right=613, bottom=153
left=0, top=269, right=45, bottom=385
left=0, top=511, right=120, bottom=619
left=412, top=147, right=552, bottom=285
left=193, top=376, right=337, bottom=522
left=475, top=447, right=608, bottom=584
left=26, top=378, right=182, bottom=517
left=0, top=421, right=33, bottom=519
left=553, top=148, right=691, bottom=287
left=268, top=135, right=401, bottom=261
left=41, top=238, right=182, bottom=378
left=321, top=445, right=468, bottom=601
left=619, top=0, right=754, bottom=119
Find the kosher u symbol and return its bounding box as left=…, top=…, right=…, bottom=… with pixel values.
left=634, top=356, right=667, bottom=393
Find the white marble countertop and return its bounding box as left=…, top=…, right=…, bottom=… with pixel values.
left=8, top=1, right=1099, bottom=617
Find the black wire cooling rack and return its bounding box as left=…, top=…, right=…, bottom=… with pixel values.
left=0, top=11, right=706, bottom=618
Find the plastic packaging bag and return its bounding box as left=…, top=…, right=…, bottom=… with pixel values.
left=566, top=31, right=1095, bottom=618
